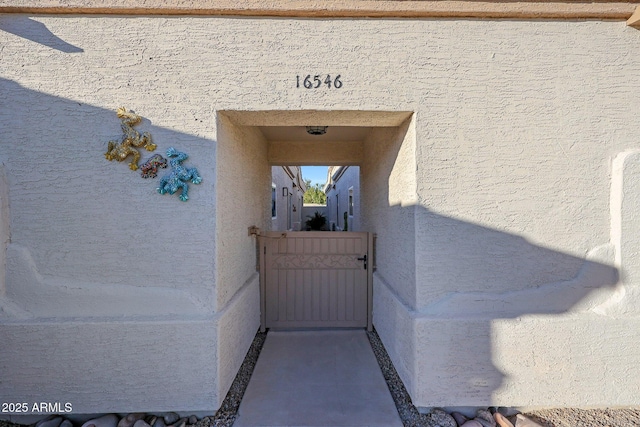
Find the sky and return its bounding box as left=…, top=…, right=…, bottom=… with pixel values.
left=301, top=166, right=328, bottom=187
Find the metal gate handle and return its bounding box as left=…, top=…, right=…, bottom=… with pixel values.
left=357, top=254, right=367, bottom=270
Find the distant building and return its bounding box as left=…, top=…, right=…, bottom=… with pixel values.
left=271, top=166, right=306, bottom=231
left=324, top=166, right=360, bottom=232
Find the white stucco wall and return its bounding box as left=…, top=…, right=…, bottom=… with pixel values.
left=271, top=166, right=304, bottom=231
left=362, top=121, right=417, bottom=310
left=0, top=68, right=223, bottom=413
left=326, top=166, right=361, bottom=232
left=0, top=80, right=216, bottom=318
left=0, top=162, right=9, bottom=299
left=1, top=320, right=218, bottom=415
left=361, top=120, right=419, bottom=396
left=214, top=114, right=269, bottom=406
left=1, top=14, right=640, bottom=414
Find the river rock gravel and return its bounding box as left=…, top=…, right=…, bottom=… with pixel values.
left=521, top=408, right=640, bottom=427
left=2, top=406, right=640, bottom=427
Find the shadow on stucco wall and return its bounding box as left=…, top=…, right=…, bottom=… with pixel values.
left=383, top=205, right=619, bottom=407
left=0, top=77, right=269, bottom=413
left=0, top=73, right=627, bottom=412
left=0, top=17, right=84, bottom=53
left=363, top=116, right=622, bottom=410
left=414, top=208, right=619, bottom=316
left=0, top=77, right=219, bottom=318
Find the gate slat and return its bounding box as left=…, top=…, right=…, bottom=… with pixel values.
left=286, top=270, right=296, bottom=320
left=270, top=268, right=279, bottom=322
left=346, top=238, right=354, bottom=254
left=295, top=269, right=304, bottom=321
left=346, top=270, right=354, bottom=321
left=304, top=269, right=312, bottom=321
left=354, top=270, right=365, bottom=321
left=338, top=273, right=343, bottom=322
left=322, top=269, right=330, bottom=321
left=329, top=269, right=338, bottom=321
left=304, top=237, right=313, bottom=254
left=312, top=269, right=320, bottom=321
left=262, top=232, right=370, bottom=329
left=277, top=269, right=287, bottom=321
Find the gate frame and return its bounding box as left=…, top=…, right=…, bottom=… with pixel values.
left=259, top=231, right=373, bottom=332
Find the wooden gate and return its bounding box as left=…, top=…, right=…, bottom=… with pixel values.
left=259, top=232, right=372, bottom=331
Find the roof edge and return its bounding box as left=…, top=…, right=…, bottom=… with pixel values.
left=0, top=0, right=639, bottom=21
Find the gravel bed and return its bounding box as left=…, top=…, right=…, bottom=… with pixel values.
left=206, top=329, right=268, bottom=426
left=1, top=328, right=639, bottom=427
left=522, top=408, right=640, bottom=427
left=367, top=327, right=445, bottom=427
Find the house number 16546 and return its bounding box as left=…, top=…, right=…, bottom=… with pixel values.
left=296, top=75, right=343, bottom=89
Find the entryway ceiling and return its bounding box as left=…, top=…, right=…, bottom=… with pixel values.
left=258, top=126, right=372, bottom=143
left=220, top=110, right=413, bottom=166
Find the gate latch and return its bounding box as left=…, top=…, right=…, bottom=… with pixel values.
left=357, top=254, right=368, bottom=270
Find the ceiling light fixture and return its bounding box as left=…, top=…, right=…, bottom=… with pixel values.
left=306, top=126, right=328, bottom=136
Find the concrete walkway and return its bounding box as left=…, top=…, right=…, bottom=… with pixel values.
left=234, top=329, right=403, bottom=427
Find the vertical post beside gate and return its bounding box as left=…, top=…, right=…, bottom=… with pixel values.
left=259, top=235, right=267, bottom=333
left=367, top=232, right=374, bottom=332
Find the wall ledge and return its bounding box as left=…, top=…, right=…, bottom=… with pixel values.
left=0, top=0, right=639, bottom=21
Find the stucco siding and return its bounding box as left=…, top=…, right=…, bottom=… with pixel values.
left=0, top=319, right=218, bottom=414
left=1, top=15, right=640, bottom=413
left=362, top=122, right=417, bottom=310
left=271, top=166, right=304, bottom=231
left=216, top=114, right=269, bottom=310
left=0, top=80, right=215, bottom=318
left=215, top=273, right=260, bottom=408
left=414, top=315, right=640, bottom=409
left=326, top=166, right=360, bottom=232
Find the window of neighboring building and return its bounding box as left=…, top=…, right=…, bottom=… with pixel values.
left=271, top=184, right=277, bottom=218
left=348, top=187, right=354, bottom=217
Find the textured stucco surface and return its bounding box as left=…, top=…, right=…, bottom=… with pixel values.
left=1, top=15, right=640, bottom=413
left=216, top=113, right=269, bottom=310
left=0, top=79, right=216, bottom=317
left=414, top=314, right=640, bottom=409
left=362, top=121, right=417, bottom=310
left=215, top=272, right=260, bottom=408
left=0, top=163, right=9, bottom=298
left=0, top=319, right=218, bottom=414
left=326, top=166, right=361, bottom=232
left=270, top=166, right=305, bottom=231
left=617, top=150, right=640, bottom=313
left=213, top=114, right=268, bottom=407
